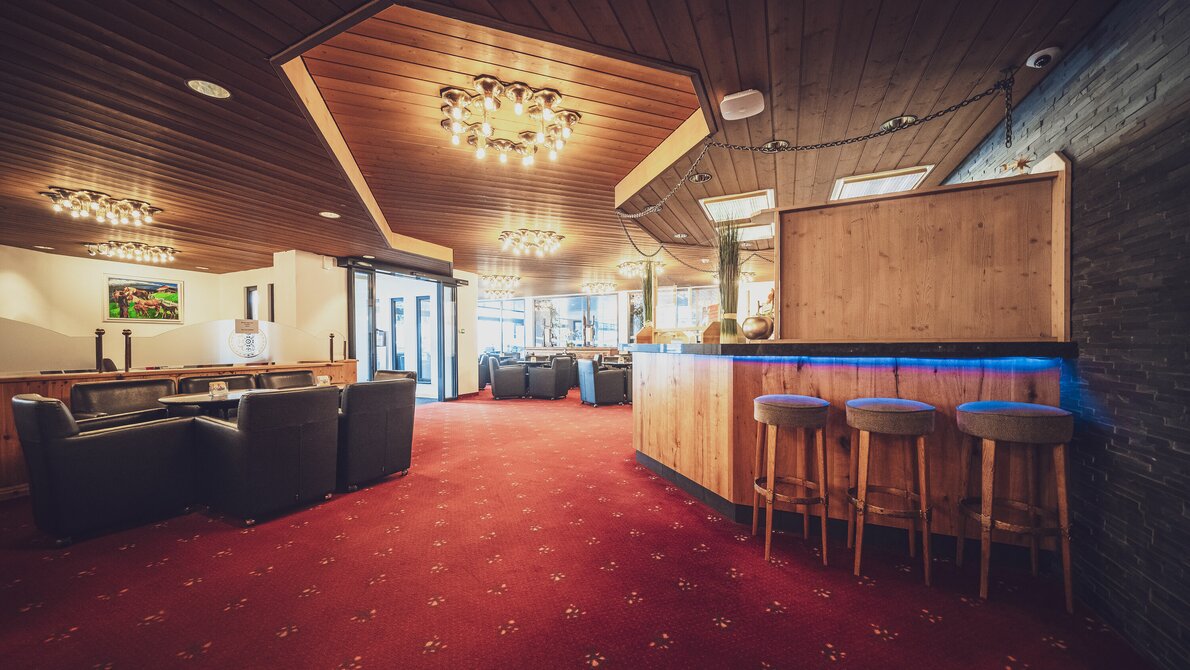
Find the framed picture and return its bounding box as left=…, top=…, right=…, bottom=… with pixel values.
left=104, top=275, right=183, bottom=323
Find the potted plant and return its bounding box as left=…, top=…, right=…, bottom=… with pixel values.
left=717, top=223, right=741, bottom=343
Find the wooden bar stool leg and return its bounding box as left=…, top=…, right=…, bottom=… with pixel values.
left=815, top=427, right=829, bottom=567
left=1025, top=445, right=1040, bottom=577
left=751, top=421, right=765, bottom=537
left=917, top=435, right=932, bottom=587
left=801, top=427, right=811, bottom=539
left=955, top=435, right=976, bottom=568
left=847, top=428, right=859, bottom=549
left=1053, top=443, right=1074, bottom=614
left=764, top=425, right=778, bottom=562
left=979, top=439, right=997, bottom=601
left=852, top=430, right=872, bottom=577
left=904, top=437, right=917, bottom=559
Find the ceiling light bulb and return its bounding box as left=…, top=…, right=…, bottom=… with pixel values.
left=555, top=139, right=564, bottom=151
left=484, top=96, right=494, bottom=110
left=514, top=101, right=523, bottom=115
left=499, top=152, right=507, bottom=163
left=70, top=210, right=80, bottom=218
left=143, top=214, right=153, bottom=223
left=522, top=154, right=534, bottom=166
left=535, top=131, right=545, bottom=144
left=451, top=120, right=463, bottom=133
left=451, top=134, right=460, bottom=145
left=451, top=107, right=463, bottom=120
left=52, top=203, right=62, bottom=212
left=481, top=122, right=492, bottom=137
left=562, top=127, right=572, bottom=139
left=542, top=107, right=554, bottom=121
left=548, top=149, right=557, bottom=160
left=476, top=147, right=486, bottom=159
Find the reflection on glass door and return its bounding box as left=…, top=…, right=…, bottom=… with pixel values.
left=416, top=296, right=432, bottom=384
left=390, top=297, right=405, bottom=371
left=441, top=283, right=458, bottom=400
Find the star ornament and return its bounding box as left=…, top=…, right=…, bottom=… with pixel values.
left=999, top=155, right=1034, bottom=174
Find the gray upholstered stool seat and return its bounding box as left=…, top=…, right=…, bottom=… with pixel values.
left=956, top=401, right=1073, bottom=444
left=845, top=398, right=936, bottom=435
left=754, top=394, right=829, bottom=427
left=846, top=397, right=936, bottom=585
left=751, top=394, right=831, bottom=565
left=954, top=399, right=1076, bottom=613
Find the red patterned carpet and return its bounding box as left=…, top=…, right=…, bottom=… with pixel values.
left=0, top=394, right=1146, bottom=669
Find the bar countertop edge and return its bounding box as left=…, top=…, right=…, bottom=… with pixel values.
left=624, top=341, right=1077, bottom=358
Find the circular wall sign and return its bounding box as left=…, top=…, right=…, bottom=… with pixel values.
left=228, top=330, right=267, bottom=358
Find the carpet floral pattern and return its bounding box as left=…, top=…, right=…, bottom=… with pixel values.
left=0, top=394, right=1145, bottom=668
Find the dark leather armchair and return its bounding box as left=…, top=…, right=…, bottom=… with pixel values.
left=488, top=357, right=527, bottom=399
left=478, top=354, right=491, bottom=389
left=528, top=356, right=572, bottom=399
left=12, top=394, right=196, bottom=544
left=256, top=370, right=315, bottom=389
left=196, top=386, right=340, bottom=524
left=69, top=378, right=174, bottom=426
left=337, top=379, right=416, bottom=491
left=577, top=359, right=626, bottom=406
left=374, top=370, right=416, bottom=381
left=178, top=374, right=256, bottom=394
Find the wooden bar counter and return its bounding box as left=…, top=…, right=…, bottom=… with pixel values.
left=0, top=360, right=357, bottom=499
left=630, top=343, right=1075, bottom=546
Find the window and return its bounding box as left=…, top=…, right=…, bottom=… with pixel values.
left=532, top=294, right=619, bottom=347
left=830, top=165, right=933, bottom=200
left=244, top=286, right=258, bottom=320
left=698, top=189, right=775, bottom=223
left=654, top=286, right=717, bottom=329
left=267, top=283, right=275, bottom=321
left=477, top=298, right=526, bottom=353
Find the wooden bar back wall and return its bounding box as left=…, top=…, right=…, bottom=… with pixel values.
left=777, top=172, right=1067, bottom=342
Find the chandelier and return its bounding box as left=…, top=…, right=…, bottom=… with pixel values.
left=480, top=274, right=520, bottom=291
left=483, top=289, right=517, bottom=300
left=618, top=259, right=664, bottom=278
left=85, top=240, right=177, bottom=263
left=41, top=187, right=161, bottom=225
left=581, top=282, right=616, bottom=294
left=713, top=271, right=756, bottom=282
left=440, top=75, right=581, bottom=164
left=499, top=229, right=563, bottom=257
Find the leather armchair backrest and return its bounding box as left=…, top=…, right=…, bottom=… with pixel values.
left=551, top=356, right=573, bottom=391
left=236, top=386, right=339, bottom=431
left=178, top=374, right=256, bottom=394
left=12, top=393, right=80, bottom=444
left=374, top=370, right=417, bottom=381
left=592, top=354, right=603, bottom=368
left=488, top=356, right=502, bottom=377
left=577, top=358, right=597, bottom=386
left=255, top=370, right=315, bottom=390
left=70, top=378, right=176, bottom=415
left=341, top=379, right=416, bottom=415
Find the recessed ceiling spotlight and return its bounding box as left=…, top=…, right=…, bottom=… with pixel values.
left=700, top=258, right=710, bottom=264
left=186, top=79, right=231, bottom=99
left=1027, top=47, right=1062, bottom=69
left=362, top=255, right=375, bottom=259
left=689, top=172, right=713, bottom=184
left=319, top=211, right=341, bottom=219
left=195, top=266, right=210, bottom=270
left=32, top=245, right=54, bottom=250
left=881, top=115, right=919, bottom=132
left=673, top=233, right=689, bottom=240
left=759, top=139, right=790, bottom=153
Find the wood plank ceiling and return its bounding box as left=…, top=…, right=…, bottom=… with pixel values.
left=0, top=0, right=1116, bottom=295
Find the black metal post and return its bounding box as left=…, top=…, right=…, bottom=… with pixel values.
left=329, top=333, right=335, bottom=362
left=122, top=329, right=132, bottom=372
left=94, top=328, right=105, bottom=372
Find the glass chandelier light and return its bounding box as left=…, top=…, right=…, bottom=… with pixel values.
left=440, top=75, right=580, bottom=164
left=581, top=281, right=616, bottom=294
left=618, top=259, right=664, bottom=278
left=85, top=240, right=178, bottom=263
left=499, top=229, right=563, bottom=257
left=483, top=289, right=517, bottom=300
left=480, top=274, right=520, bottom=291
left=713, top=271, right=756, bottom=282
left=41, top=186, right=161, bottom=225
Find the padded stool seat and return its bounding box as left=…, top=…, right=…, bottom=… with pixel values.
left=754, top=394, right=829, bottom=427
left=956, top=401, right=1073, bottom=444
left=846, top=398, right=936, bottom=435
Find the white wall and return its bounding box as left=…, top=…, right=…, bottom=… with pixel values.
left=219, top=266, right=275, bottom=320
left=454, top=269, right=479, bottom=395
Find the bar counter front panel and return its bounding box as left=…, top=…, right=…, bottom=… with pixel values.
left=631, top=345, right=1073, bottom=547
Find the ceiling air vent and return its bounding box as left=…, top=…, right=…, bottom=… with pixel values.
left=830, top=166, right=933, bottom=201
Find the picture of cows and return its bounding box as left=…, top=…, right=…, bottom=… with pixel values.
left=105, top=276, right=182, bottom=322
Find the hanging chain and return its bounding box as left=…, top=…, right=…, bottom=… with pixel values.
left=1002, top=69, right=1015, bottom=148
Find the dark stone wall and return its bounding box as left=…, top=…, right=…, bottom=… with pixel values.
left=947, top=0, right=1189, bottom=667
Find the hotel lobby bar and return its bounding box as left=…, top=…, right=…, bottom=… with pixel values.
left=1, top=1, right=1185, bottom=668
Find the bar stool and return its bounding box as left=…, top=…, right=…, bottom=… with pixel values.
left=751, top=394, right=830, bottom=565
left=846, top=398, right=935, bottom=585
left=955, top=400, right=1075, bottom=613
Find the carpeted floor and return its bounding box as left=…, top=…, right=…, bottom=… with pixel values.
left=0, top=394, right=1146, bottom=669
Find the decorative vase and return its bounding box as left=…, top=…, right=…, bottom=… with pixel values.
left=741, top=315, right=775, bottom=341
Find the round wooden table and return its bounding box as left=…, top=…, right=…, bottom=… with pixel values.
left=158, top=388, right=271, bottom=418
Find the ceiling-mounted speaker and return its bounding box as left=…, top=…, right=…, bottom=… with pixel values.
left=720, top=89, right=765, bottom=121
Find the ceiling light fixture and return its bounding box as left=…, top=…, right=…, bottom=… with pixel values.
left=195, top=266, right=210, bottom=270
left=689, top=172, right=713, bottom=183
left=319, top=211, right=341, bottom=219
left=483, top=289, right=517, bottom=300
left=440, top=75, right=580, bottom=165
left=499, top=229, right=563, bottom=257
left=85, top=240, right=177, bottom=263
left=581, top=281, right=616, bottom=294
left=881, top=115, right=919, bottom=132
left=673, top=233, right=689, bottom=240
left=362, top=254, right=375, bottom=259
left=32, top=245, right=54, bottom=250
left=759, top=139, right=790, bottom=153
left=480, top=274, right=520, bottom=291
left=186, top=79, right=231, bottom=99
left=713, top=271, right=756, bottom=283
left=40, top=187, right=161, bottom=225
left=618, top=259, right=664, bottom=278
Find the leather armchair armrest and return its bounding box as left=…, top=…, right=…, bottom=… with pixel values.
left=196, top=415, right=240, bottom=443
left=72, top=411, right=105, bottom=420
left=77, top=407, right=168, bottom=432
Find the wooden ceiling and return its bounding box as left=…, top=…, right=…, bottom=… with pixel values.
left=299, top=4, right=704, bottom=295
left=0, top=0, right=1116, bottom=294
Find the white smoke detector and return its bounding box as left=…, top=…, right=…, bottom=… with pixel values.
left=720, top=89, right=765, bottom=121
